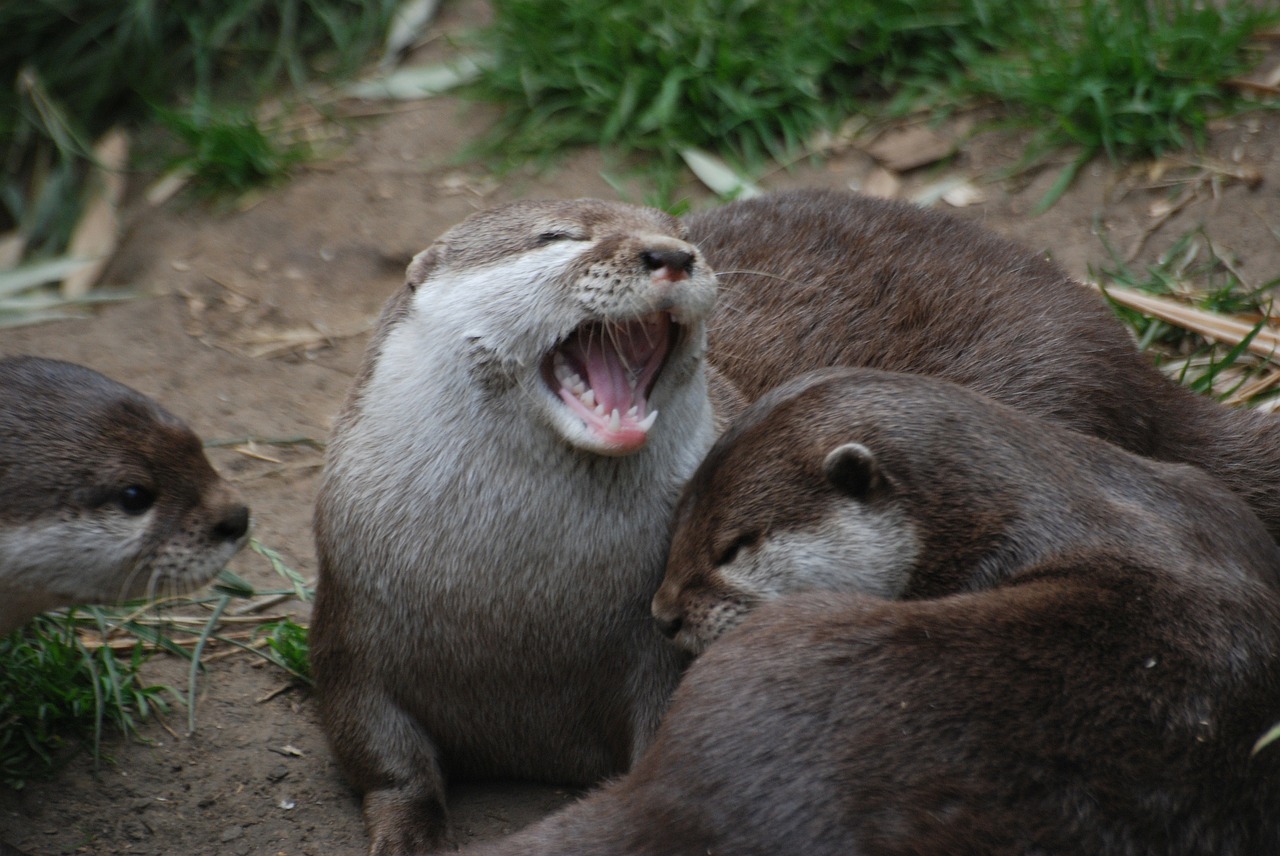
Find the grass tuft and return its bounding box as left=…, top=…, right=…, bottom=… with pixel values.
left=1, top=0, right=398, bottom=269
left=0, top=613, right=176, bottom=789
left=158, top=107, right=310, bottom=198
left=0, top=539, right=314, bottom=788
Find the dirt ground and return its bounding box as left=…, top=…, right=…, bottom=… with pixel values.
left=2, top=4, right=1279, bottom=853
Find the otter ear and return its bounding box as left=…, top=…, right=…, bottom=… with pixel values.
left=405, top=245, right=443, bottom=291
left=822, top=442, right=882, bottom=501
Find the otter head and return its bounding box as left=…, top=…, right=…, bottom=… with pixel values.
left=400, top=199, right=717, bottom=456
left=653, top=371, right=922, bottom=654
left=0, top=357, right=251, bottom=634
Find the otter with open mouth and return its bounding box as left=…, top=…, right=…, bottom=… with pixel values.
left=313, top=199, right=733, bottom=855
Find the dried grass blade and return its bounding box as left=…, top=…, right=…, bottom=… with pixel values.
left=1097, top=284, right=1280, bottom=360
left=62, top=128, right=129, bottom=298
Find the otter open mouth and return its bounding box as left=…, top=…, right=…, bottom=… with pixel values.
left=543, top=312, right=675, bottom=453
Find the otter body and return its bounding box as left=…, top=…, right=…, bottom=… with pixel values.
left=313, top=190, right=1280, bottom=853
left=465, top=369, right=1280, bottom=856
left=312, top=200, right=720, bottom=854
left=0, top=356, right=250, bottom=635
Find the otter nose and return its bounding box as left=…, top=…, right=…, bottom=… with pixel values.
left=213, top=504, right=251, bottom=542
left=653, top=612, right=683, bottom=640
left=640, top=248, right=694, bottom=277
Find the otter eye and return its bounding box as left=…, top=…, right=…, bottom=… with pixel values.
left=118, top=485, right=156, bottom=515
left=536, top=228, right=587, bottom=244
left=715, top=533, right=758, bottom=567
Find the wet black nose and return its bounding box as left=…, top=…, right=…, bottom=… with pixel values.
left=654, top=614, right=683, bottom=640
left=213, top=504, right=251, bottom=542
left=640, top=248, right=694, bottom=275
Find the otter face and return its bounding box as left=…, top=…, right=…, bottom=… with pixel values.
left=0, top=357, right=250, bottom=633
left=397, top=199, right=718, bottom=456
left=655, top=439, right=920, bottom=655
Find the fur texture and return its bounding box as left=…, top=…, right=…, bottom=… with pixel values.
left=465, top=369, right=1280, bottom=856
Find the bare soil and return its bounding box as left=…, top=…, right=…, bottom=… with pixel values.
left=2, top=5, right=1278, bottom=853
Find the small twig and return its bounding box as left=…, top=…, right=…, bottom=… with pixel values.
left=256, top=684, right=295, bottom=704
left=1125, top=181, right=1201, bottom=263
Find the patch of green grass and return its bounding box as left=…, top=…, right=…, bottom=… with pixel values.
left=468, top=0, right=1279, bottom=199
left=158, top=107, right=310, bottom=198
left=0, top=613, right=176, bottom=790
left=970, top=0, right=1279, bottom=210
left=467, top=0, right=1028, bottom=172
left=0, top=540, right=313, bottom=788
left=257, top=619, right=313, bottom=685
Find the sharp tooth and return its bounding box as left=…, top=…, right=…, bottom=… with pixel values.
left=609, top=409, right=621, bottom=432
left=627, top=405, right=638, bottom=418
left=594, top=402, right=606, bottom=417
left=582, top=390, right=596, bottom=407
left=553, top=357, right=571, bottom=385
left=638, top=410, right=658, bottom=431
left=572, top=381, right=586, bottom=396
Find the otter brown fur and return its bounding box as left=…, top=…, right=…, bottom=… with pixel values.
left=313, top=189, right=1280, bottom=853
left=0, top=356, right=250, bottom=635
left=462, top=368, right=1280, bottom=856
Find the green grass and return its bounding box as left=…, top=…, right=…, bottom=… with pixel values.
left=257, top=619, right=313, bottom=684
left=0, top=540, right=313, bottom=789
left=968, top=0, right=1279, bottom=210
left=468, top=0, right=1279, bottom=194
left=467, top=0, right=1022, bottom=172
left=158, top=106, right=310, bottom=198
left=0, top=612, right=176, bottom=790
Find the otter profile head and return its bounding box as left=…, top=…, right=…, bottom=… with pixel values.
left=0, top=357, right=251, bottom=634
left=653, top=373, right=921, bottom=654
left=391, top=199, right=719, bottom=457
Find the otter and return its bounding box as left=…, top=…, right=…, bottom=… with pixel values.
left=459, top=368, right=1280, bottom=856
left=312, top=189, right=1280, bottom=853
left=0, top=356, right=251, bottom=635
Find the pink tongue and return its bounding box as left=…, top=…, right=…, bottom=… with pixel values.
left=578, top=316, right=668, bottom=414
left=558, top=314, right=672, bottom=451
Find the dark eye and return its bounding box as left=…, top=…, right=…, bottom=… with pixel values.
left=715, top=533, right=758, bottom=567
left=118, top=485, right=156, bottom=515
left=537, top=231, right=571, bottom=244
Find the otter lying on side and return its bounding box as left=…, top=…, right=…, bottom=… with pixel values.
left=0, top=356, right=250, bottom=635
left=312, top=189, right=1280, bottom=854
left=464, top=368, right=1280, bottom=856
